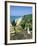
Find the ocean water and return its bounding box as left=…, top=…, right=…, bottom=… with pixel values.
left=10, top=16, right=22, bottom=22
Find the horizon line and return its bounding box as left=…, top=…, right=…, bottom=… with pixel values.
left=10, top=14, right=32, bottom=16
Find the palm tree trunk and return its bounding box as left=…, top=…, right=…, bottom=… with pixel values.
left=27, top=27, right=30, bottom=34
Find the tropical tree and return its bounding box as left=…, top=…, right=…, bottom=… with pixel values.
left=11, top=20, right=16, bottom=34
left=25, top=19, right=32, bottom=34
left=20, top=16, right=32, bottom=34
left=20, top=20, right=26, bottom=31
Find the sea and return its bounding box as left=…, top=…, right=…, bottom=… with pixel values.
left=10, top=16, right=22, bottom=22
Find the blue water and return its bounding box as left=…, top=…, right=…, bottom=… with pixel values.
left=10, top=16, right=22, bottom=22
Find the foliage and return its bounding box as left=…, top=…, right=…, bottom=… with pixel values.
left=20, top=14, right=32, bottom=31
left=11, top=20, right=16, bottom=26
left=10, top=14, right=32, bottom=40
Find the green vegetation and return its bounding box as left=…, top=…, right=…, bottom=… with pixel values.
left=10, top=14, right=32, bottom=40
left=11, top=20, right=16, bottom=34
left=20, top=14, right=32, bottom=31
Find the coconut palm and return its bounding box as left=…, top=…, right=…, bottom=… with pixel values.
left=11, top=20, right=16, bottom=34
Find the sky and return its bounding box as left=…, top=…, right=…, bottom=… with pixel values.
left=10, top=6, right=32, bottom=16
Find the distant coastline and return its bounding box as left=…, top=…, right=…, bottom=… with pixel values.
left=10, top=14, right=32, bottom=23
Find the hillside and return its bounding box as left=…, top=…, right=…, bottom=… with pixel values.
left=10, top=14, right=32, bottom=40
